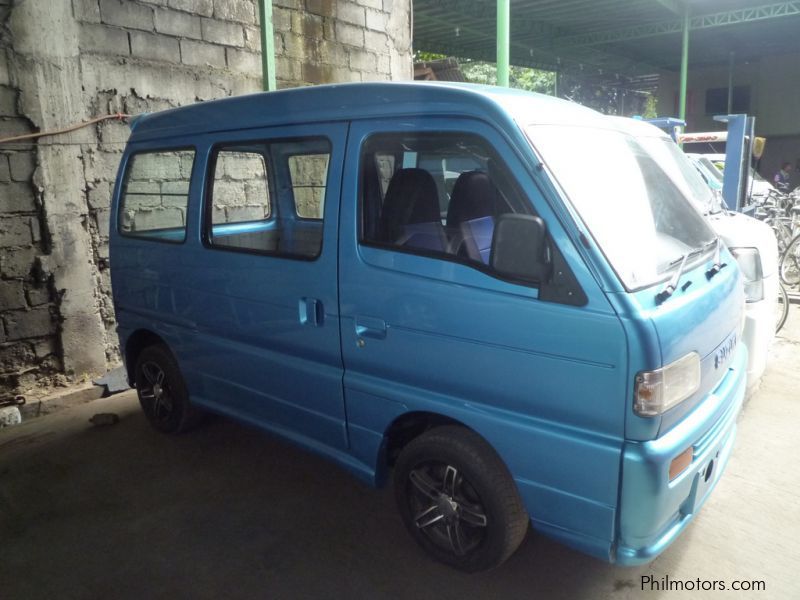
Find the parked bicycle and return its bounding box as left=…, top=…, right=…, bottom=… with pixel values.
left=755, top=189, right=800, bottom=254
left=780, top=233, right=800, bottom=287
left=751, top=188, right=797, bottom=334
left=777, top=283, right=789, bottom=334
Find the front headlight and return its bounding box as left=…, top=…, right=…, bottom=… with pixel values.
left=730, top=247, right=764, bottom=302
left=634, top=353, right=701, bottom=417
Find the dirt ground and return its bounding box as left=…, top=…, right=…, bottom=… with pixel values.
left=1, top=305, right=799, bottom=600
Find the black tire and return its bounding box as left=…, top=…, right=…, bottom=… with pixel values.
left=779, top=234, right=800, bottom=287
left=776, top=283, right=790, bottom=334
left=393, top=425, right=529, bottom=572
left=134, top=344, right=201, bottom=434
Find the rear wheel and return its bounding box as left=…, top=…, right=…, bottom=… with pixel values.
left=134, top=344, right=200, bottom=433
left=779, top=234, right=800, bottom=287
left=393, top=426, right=528, bottom=572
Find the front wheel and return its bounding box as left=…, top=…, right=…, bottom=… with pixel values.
left=393, top=426, right=529, bottom=572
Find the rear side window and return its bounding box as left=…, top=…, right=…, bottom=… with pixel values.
left=119, top=149, right=195, bottom=242
left=206, top=138, right=330, bottom=259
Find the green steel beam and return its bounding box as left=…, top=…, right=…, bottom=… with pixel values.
left=556, top=1, right=800, bottom=48
left=257, top=0, right=276, bottom=91
left=414, top=9, right=661, bottom=77
left=414, top=31, right=653, bottom=79
left=678, top=4, right=689, bottom=121
left=497, top=0, right=510, bottom=86
left=727, top=51, right=735, bottom=113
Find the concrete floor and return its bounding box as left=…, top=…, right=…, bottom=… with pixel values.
left=2, top=307, right=800, bottom=599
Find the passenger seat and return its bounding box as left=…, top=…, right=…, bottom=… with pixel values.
left=446, top=171, right=498, bottom=263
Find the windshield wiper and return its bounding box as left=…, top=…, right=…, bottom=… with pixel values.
left=657, top=239, right=722, bottom=303
left=705, top=237, right=727, bottom=280
left=656, top=252, right=690, bottom=304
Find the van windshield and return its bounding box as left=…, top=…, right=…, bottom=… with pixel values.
left=526, top=125, right=716, bottom=290
left=634, top=137, right=722, bottom=216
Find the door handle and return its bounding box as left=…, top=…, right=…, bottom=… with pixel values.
left=355, top=316, right=387, bottom=339
left=299, top=297, right=324, bottom=326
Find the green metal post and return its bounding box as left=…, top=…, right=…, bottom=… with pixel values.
left=678, top=4, right=690, bottom=121
left=727, top=51, right=735, bottom=113
left=258, top=0, right=277, bottom=91
left=497, top=0, right=510, bottom=87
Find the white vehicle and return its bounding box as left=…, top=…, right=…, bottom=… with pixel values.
left=612, top=118, right=778, bottom=391
left=700, top=153, right=776, bottom=201
left=685, top=153, right=724, bottom=192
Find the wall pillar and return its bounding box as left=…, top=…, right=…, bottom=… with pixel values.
left=9, top=1, right=107, bottom=377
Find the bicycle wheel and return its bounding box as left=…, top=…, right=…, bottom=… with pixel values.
left=776, top=283, right=789, bottom=334
left=779, top=234, right=800, bottom=286
left=772, top=220, right=794, bottom=254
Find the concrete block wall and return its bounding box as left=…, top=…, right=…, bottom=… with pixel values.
left=0, top=0, right=412, bottom=396
left=0, top=58, right=61, bottom=393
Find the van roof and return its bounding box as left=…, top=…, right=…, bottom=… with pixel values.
left=127, top=81, right=608, bottom=142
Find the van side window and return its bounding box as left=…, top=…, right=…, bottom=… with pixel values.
left=206, top=138, right=330, bottom=259
left=119, top=149, right=195, bottom=242
left=360, top=133, right=532, bottom=274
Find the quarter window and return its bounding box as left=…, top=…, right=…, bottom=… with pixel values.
left=119, top=149, right=195, bottom=242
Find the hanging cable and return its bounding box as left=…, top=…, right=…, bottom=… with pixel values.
left=0, top=112, right=132, bottom=145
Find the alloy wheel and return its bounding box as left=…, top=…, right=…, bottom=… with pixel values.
left=406, top=462, right=488, bottom=557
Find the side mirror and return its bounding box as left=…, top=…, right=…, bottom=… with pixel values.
left=490, top=214, right=551, bottom=283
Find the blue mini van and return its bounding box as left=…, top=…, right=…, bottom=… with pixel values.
left=110, top=82, right=747, bottom=572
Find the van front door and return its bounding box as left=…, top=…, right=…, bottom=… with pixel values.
left=338, top=118, right=627, bottom=547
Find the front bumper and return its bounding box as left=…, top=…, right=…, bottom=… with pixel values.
left=614, top=344, right=747, bottom=565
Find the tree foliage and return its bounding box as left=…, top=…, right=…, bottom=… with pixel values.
left=413, top=52, right=657, bottom=117
left=459, top=60, right=555, bottom=95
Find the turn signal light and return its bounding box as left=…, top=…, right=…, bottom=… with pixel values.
left=669, top=446, right=694, bottom=481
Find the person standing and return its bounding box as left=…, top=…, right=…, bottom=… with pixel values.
left=774, top=161, right=792, bottom=191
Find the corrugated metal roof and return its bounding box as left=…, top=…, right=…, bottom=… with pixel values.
left=413, top=0, right=800, bottom=88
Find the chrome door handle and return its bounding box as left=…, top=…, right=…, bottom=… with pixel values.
left=355, top=316, right=387, bottom=339
left=299, top=297, right=324, bottom=326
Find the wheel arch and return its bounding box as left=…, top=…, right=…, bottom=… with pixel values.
left=123, top=329, right=169, bottom=385
left=376, top=410, right=497, bottom=487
